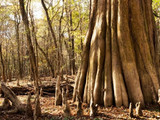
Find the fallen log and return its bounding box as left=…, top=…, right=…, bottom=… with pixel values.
left=0, top=86, right=33, bottom=96
left=0, top=84, right=73, bottom=97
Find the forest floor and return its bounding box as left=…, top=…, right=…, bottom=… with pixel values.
left=0, top=76, right=160, bottom=120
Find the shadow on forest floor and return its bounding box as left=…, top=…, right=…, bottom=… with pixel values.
left=0, top=103, right=159, bottom=120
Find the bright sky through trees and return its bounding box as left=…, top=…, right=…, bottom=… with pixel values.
left=0, top=0, right=44, bottom=19
left=32, top=1, right=44, bottom=19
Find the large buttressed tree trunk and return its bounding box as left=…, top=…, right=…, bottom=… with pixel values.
left=73, top=0, right=160, bottom=107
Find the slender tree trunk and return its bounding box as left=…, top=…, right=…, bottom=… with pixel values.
left=64, top=0, right=76, bottom=75
left=19, top=0, right=41, bottom=118
left=68, top=0, right=75, bottom=75
left=58, top=0, right=65, bottom=78
left=21, top=34, right=24, bottom=77
left=15, top=16, right=22, bottom=81
left=0, top=44, right=6, bottom=82
left=69, top=10, right=75, bottom=75
left=19, top=0, right=39, bottom=88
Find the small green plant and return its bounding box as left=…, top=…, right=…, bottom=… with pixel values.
left=63, top=116, right=75, bottom=120
left=94, top=118, right=103, bottom=120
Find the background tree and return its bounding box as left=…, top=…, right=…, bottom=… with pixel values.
left=41, top=0, right=61, bottom=76
left=153, top=0, right=160, bottom=75
left=0, top=44, right=6, bottom=82
left=0, top=0, right=89, bottom=79
left=19, top=0, right=39, bottom=87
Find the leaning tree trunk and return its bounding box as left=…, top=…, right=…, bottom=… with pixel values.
left=1, top=83, right=25, bottom=112
left=73, top=0, right=160, bottom=107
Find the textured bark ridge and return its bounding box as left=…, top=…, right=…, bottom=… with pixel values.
left=73, top=0, right=160, bottom=107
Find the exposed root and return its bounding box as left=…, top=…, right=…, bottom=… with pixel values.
left=62, top=88, right=66, bottom=106
left=63, top=100, right=71, bottom=117
left=76, top=91, right=82, bottom=116
left=66, top=85, right=69, bottom=98
left=40, top=88, right=43, bottom=97
left=90, top=90, right=98, bottom=117
left=129, top=103, right=133, bottom=118
left=34, top=91, right=41, bottom=120
left=55, top=76, right=62, bottom=106
left=135, top=102, right=143, bottom=117
left=63, top=87, right=70, bottom=117
left=26, top=93, right=33, bottom=117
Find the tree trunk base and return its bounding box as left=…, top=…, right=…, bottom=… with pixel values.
left=73, top=0, right=160, bottom=108
left=26, top=93, right=33, bottom=117
left=55, top=76, right=62, bottom=106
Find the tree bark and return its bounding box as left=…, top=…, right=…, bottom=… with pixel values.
left=73, top=0, right=160, bottom=107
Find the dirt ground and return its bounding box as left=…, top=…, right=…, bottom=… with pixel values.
left=0, top=76, right=160, bottom=120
